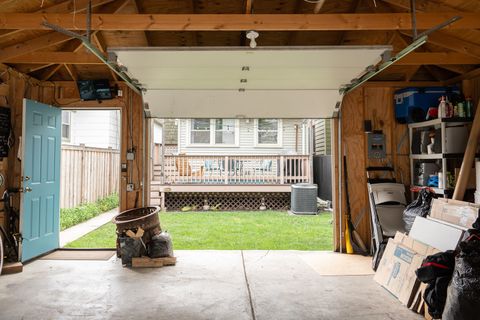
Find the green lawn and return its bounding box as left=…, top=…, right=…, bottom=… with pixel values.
left=65, top=211, right=333, bottom=250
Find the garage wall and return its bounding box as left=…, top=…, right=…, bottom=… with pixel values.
left=0, top=66, right=146, bottom=232
left=333, top=80, right=480, bottom=251
left=333, top=86, right=411, bottom=251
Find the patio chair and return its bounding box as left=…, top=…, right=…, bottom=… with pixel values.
left=175, top=156, right=204, bottom=177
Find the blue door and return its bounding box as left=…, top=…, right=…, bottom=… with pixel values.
left=20, top=99, right=61, bottom=262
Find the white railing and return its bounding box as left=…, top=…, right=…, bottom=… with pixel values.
left=154, top=154, right=311, bottom=185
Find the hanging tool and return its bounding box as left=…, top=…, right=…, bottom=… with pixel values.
left=343, top=156, right=368, bottom=254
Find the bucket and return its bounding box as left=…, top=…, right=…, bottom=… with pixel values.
left=113, top=206, right=161, bottom=256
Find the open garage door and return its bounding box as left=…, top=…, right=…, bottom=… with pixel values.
left=111, top=47, right=390, bottom=118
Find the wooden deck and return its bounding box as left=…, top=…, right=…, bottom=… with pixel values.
left=150, top=154, right=312, bottom=206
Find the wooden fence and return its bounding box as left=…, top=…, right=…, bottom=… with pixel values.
left=60, top=145, right=120, bottom=209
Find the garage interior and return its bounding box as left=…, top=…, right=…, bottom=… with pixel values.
left=1, top=0, right=480, bottom=319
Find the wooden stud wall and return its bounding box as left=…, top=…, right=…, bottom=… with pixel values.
left=334, top=87, right=411, bottom=251
left=0, top=69, right=145, bottom=232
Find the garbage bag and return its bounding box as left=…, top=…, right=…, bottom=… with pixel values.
left=403, top=188, right=434, bottom=233
left=119, top=236, right=143, bottom=267
left=147, top=231, right=173, bottom=258
left=443, top=231, right=480, bottom=320
left=416, top=251, right=455, bottom=319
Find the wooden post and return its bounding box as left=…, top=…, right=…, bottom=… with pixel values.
left=453, top=100, right=480, bottom=200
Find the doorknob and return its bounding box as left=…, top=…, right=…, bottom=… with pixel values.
left=22, top=187, right=32, bottom=193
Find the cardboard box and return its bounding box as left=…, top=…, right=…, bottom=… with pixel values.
left=374, top=232, right=438, bottom=306
left=409, top=216, right=465, bottom=251
left=429, top=198, right=479, bottom=229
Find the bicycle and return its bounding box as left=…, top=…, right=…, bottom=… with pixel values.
left=0, top=188, right=21, bottom=274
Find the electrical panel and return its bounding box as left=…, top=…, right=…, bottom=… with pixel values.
left=367, top=133, right=386, bottom=159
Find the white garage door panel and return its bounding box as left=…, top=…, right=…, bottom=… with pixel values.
left=144, top=90, right=340, bottom=119
left=112, top=47, right=390, bottom=118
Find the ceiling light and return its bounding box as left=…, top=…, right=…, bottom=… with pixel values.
left=246, top=31, right=259, bottom=49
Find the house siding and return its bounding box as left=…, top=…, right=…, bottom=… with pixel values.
left=178, top=119, right=306, bottom=155
left=65, top=110, right=120, bottom=150
left=313, top=119, right=331, bottom=155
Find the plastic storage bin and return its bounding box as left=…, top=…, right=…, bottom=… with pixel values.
left=394, top=87, right=460, bottom=123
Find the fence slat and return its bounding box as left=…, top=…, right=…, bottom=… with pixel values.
left=60, top=145, right=120, bottom=209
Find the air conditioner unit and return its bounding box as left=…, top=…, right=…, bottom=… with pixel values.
left=291, top=183, right=318, bottom=215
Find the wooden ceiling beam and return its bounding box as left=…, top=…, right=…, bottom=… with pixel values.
left=5, top=52, right=101, bottom=64
left=0, top=13, right=477, bottom=31
left=0, top=0, right=113, bottom=40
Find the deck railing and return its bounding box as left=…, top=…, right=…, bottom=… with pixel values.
left=154, top=154, right=311, bottom=185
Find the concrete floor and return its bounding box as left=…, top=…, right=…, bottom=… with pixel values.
left=0, top=251, right=422, bottom=320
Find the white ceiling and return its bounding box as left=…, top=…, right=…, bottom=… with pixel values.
left=112, top=47, right=390, bottom=118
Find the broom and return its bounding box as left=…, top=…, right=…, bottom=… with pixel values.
left=343, top=156, right=368, bottom=254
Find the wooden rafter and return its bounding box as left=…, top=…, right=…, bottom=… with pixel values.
left=313, top=0, right=326, bottom=14
left=7, top=51, right=479, bottom=66
left=337, top=0, right=361, bottom=45
left=0, top=13, right=477, bottom=31
left=64, top=64, right=78, bottom=81
left=401, top=31, right=480, bottom=60
left=34, top=0, right=130, bottom=80
left=245, top=0, right=253, bottom=14
left=0, top=0, right=113, bottom=40
left=404, top=65, right=421, bottom=81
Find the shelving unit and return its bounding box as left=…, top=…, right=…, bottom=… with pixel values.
left=408, top=118, right=472, bottom=196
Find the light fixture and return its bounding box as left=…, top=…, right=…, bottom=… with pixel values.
left=246, top=30, right=259, bottom=48
left=240, top=79, right=247, bottom=83
left=242, top=66, right=250, bottom=71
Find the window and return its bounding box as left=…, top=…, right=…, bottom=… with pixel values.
left=190, top=119, right=211, bottom=144
left=255, top=119, right=282, bottom=147
left=215, top=119, right=236, bottom=144
left=62, top=111, right=71, bottom=141
left=189, top=119, right=238, bottom=146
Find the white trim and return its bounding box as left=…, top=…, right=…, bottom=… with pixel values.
left=254, top=119, right=283, bottom=148
left=186, top=119, right=240, bottom=148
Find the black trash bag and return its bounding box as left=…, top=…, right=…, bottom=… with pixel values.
left=119, top=236, right=143, bottom=267
left=443, top=232, right=480, bottom=320
left=403, top=188, right=434, bottom=233
left=416, top=251, right=456, bottom=319
left=147, top=231, right=173, bottom=258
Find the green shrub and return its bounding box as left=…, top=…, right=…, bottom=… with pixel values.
left=60, top=193, right=119, bottom=231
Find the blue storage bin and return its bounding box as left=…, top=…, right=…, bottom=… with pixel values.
left=394, top=87, right=460, bottom=123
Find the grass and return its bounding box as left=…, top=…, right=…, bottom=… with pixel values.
left=65, top=210, right=333, bottom=250
left=60, top=193, right=119, bottom=231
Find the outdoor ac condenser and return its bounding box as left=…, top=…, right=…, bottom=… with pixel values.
left=291, top=183, right=318, bottom=215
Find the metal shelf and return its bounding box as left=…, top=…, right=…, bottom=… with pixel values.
left=410, top=153, right=471, bottom=160
left=408, top=118, right=472, bottom=129
left=411, top=186, right=451, bottom=195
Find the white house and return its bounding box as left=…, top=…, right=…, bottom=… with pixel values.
left=151, top=118, right=319, bottom=210
left=62, top=110, right=121, bottom=150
